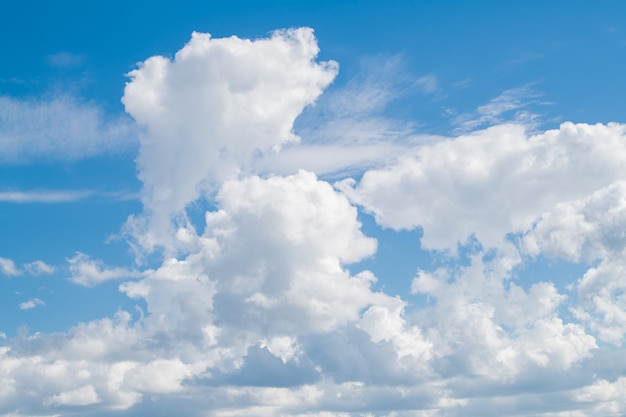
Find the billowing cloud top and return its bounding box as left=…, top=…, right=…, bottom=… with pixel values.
left=2, top=26, right=626, bottom=417
left=122, top=28, right=338, bottom=252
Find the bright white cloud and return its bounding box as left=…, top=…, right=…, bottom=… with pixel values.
left=0, top=95, right=137, bottom=163
left=67, top=252, right=141, bottom=287
left=2, top=25, right=626, bottom=417
left=122, top=27, right=338, bottom=253
left=121, top=170, right=385, bottom=341
left=338, top=122, right=626, bottom=252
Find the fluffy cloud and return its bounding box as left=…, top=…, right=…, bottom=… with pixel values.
left=122, top=28, right=338, bottom=253
left=0, top=95, right=137, bottom=163
left=43, top=384, right=100, bottom=406
left=338, top=122, right=626, bottom=252
left=0, top=171, right=411, bottom=415
left=3, top=26, right=626, bottom=417
left=522, top=182, right=626, bottom=345
left=121, top=170, right=385, bottom=347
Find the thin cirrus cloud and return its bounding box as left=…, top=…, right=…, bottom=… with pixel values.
left=0, top=190, right=93, bottom=203
left=0, top=190, right=140, bottom=204
left=452, top=85, right=544, bottom=132
left=2, top=27, right=626, bottom=417
left=0, top=94, right=138, bottom=163
left=46, top=51, right=87, bottom=68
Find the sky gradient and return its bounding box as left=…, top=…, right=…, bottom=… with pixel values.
left=1, top=1, right=626, bottom=416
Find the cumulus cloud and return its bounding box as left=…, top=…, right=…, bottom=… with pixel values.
left=122, top=28, right=338, bottom=253
left=2, top=26, right=626, bottom=417
left=0, top=171, right=411, bottom=416
left=520, top=181, right=626, bottom=346
left=0, top=95, right=137, bottom=163
left=121, top=170, right=385, bottom=342
left=43, top=384, right=100, bottom=406
left=338, top=122, right=626, bottom=252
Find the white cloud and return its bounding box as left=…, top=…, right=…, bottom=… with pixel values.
left=0, top=166, right=415, bottom=413
left=43, top=384, right=100, bottom=406
left=522, top=181, right=626, bottom=345
left=0, top=95, right=137, bottom=163
left=2, top=26, right=626, bottom=417
left=338, top=122, right=626, bottom=252
left=522, top=181, right=626, bottom=263
left=23, top=261, right=55, bottom=275
left=264, top=56, right=440, bottom=179
left=0, top=257, right=20, bottom=276
left=453, top=85, right=543, bottom=131
left=573, top=377, right=626, bottom=415
left=410, top=252, right=596, bottom=381
left=67, top=252, right=141, bottom=287
left=121, top=170, right=384, bottom=339
left=0, top=190, right=92, bottom=203
left=122, top=28, right=338, bottom=253
left=18, top=298, right=45, bottom=310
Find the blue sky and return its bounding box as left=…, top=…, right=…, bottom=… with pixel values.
left=1, top=1, right=626, bottom=416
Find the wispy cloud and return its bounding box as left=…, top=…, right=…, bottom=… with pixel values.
left=67, top=252, right=142, bottom=287
left=415, top=74, right=438, bottom=94
left=275, top=56, right=443, bottom=178
left=453, top=85, right=545, bottom=131
left=46, top=52, right=86, bottom=68
left=19, top=298, right=45, bottom=310
left=0, top=257, right=21, bottom=276
left=0, top=189, right=140, bottom=204
left=0, top=95, right=138, bottom=164
left=0, top=190, right=93, bottom=203
left=23, top=260, right=56, bottom=275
